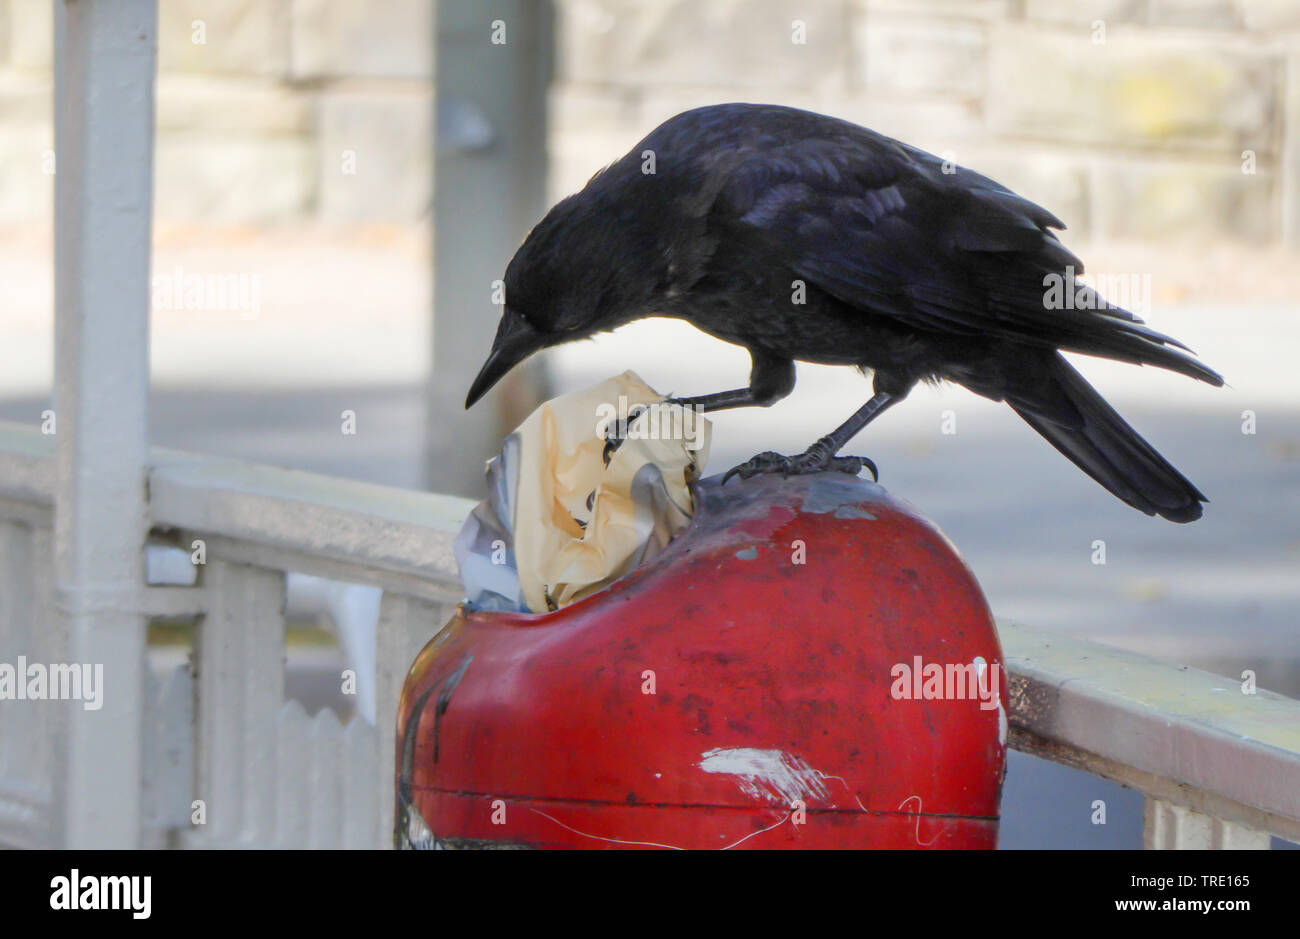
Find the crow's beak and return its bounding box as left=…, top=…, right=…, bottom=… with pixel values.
left=465, top=308, right=544, bottom=409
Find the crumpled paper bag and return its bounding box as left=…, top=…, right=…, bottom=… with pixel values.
left=454, top=371, right=711, bottom=613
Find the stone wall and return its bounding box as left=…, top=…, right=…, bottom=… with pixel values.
left=1, top=0, right=1297, bottom=244
left=0, top=0, right=434, bottom=225
left=551, top=0, right=1300, bottom=245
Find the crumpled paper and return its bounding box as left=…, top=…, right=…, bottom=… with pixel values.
left=454, top=371, right=711, bottom=613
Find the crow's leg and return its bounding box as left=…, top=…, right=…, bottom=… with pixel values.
left=669, top=350, right=796, bottom=412
left=722, top=389, right=902, bottom=484
left=603, top=351, right=795, bottom=464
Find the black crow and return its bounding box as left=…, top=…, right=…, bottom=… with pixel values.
left=466, top=103, right=1223, bottom=522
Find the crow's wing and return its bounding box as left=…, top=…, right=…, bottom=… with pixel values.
left=708, top=133, right=1220, bottom=385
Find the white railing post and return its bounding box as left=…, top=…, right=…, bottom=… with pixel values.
left=52, top=0, right=158, bottom=848
left=1144, top=799, right=1271, bottom=850
left=189, top=561, right=286, bottom=846
left=0, top=521, right=60, bottom=847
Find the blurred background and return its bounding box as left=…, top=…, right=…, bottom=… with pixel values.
left=1, top=0, right=1297, bottom=847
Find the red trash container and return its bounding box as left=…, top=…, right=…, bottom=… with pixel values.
left=396, top=472, right=1007, bottom=849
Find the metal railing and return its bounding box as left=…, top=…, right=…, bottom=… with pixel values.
left=2, top=420, right=1297, bottom=848
left=1001, top=621, right=1300, bottom=848
left=0, top=421, right=470, bottom=848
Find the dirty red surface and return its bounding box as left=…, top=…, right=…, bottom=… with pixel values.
left=396, top=472, right=1007, bottom=849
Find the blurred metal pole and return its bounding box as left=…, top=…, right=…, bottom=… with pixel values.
left=428, top=0, right=552, bottom=497
left=53, top=0, right=156, bottom=848
left=1285, top=52, right=1299, bottom=248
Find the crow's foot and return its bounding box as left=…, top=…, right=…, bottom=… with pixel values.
left=721, top=439, right=878, bottom=485
left=601, top=404, right=651, bottom=466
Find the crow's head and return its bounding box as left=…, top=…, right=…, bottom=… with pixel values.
left=466, top=177, right=660, bottom=409
left=464, top=301, right=545, bottom=410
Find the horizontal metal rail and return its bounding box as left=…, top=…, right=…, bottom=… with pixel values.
left=1001, top=621, right=1300, bottom=846
left=0, top=423, right=474, bottom=598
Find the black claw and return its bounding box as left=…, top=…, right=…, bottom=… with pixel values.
left=722, top=447, right=880, bottom=483
left=828, top=455, right=877, bottom=479
left=602, top=404, right=651, bottom=466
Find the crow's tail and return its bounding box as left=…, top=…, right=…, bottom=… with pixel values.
left=1006, top=353, right=1208, bottom=522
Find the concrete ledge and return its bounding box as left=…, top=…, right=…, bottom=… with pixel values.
left=1001, top=619, right=1300, bottom=841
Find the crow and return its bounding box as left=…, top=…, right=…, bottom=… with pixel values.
left=466, top=103, right=1223, bottom=522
